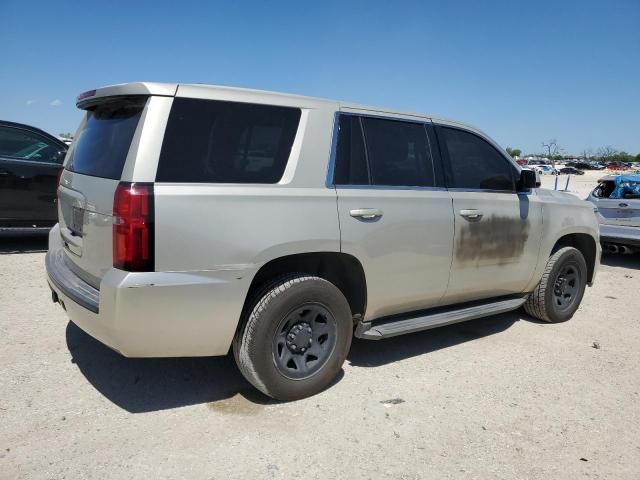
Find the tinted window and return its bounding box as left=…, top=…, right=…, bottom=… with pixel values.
left=66, top=96, right=147, bottom=179
left=0, top=127, right=63, bottom=163
left=334, top=115, right=369, bottom=185
left=156, top=98, right=301, bottom=183
left=362, top=117, right=434, bottom=187
left=440, top=127, right=516, bottom=191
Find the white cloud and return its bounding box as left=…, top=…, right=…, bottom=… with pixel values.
left=50, top=99, right=62, bottom=107
left=26, top=100, right=35, bottom=106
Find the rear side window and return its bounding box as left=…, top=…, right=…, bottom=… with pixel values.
left=156, top=98, right=301, bottom=183
left=362, top=117, right=434, bottom=187
left=334, top=115, right=369, bottom=185
left=66, top=96, right=147, bottom=179
left=0, top=126, right=64, bottom=163
left=439, top=126, right=516, bottom=191
left=333, top=115, right=435, bottom=187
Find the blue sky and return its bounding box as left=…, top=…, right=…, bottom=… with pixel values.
left=1, top=0, right=638, bottom=155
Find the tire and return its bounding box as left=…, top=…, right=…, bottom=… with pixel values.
left=524, top=247, right=588, bottom=323
left=233, top=274, right=353, bottom=401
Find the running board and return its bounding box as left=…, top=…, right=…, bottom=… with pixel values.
left=355, top=297, right=526, bottom=340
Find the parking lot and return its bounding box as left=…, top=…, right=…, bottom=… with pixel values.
left=2, top=194, right=640, bottom=479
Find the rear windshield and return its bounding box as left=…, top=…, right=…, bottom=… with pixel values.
left=594, top=180, right=640, bottom=199
left=156, top=98, right=301, bottom=183
left=66, top=96, right=147, bottom=179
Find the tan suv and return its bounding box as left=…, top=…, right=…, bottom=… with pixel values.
left=46, top=82, right=601, bottom=400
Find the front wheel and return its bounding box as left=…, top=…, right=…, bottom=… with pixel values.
left=524, top=247, right=588, bottom=323
left=233, top=274, right=353, bottom=401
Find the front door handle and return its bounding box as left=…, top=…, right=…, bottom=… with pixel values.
left=350, top=208, right=383, bottom=220
left=459, top=209, right=484, bottom=221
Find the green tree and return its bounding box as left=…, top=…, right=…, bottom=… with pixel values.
left=506, top=147, right=521, bottom=158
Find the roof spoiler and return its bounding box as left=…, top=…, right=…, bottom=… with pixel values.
left=76, top=82, right=178, bottom=109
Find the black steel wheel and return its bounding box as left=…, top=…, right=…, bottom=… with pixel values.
left=552, top=262, right=581, bottom=312
left=272, top=304, right=337, bottom=380
left=233, top=274, right=353, bottom=401
left=524, top=246, right=588, bottom=323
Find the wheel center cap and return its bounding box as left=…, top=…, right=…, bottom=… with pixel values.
left=286, top=321, right=313, bottom=353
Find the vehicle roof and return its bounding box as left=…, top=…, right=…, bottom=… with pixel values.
left=0, top=120, right=67, bottom=148
left=599, top=174, right=640, bottom=182
left=76, top=81, right=484, bottom=134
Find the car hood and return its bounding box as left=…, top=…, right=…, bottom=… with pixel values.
left=537, top=188, right=592, bottom=206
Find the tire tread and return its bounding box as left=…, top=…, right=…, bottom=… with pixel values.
left=524, top=246, right=585, bottom=322
left=234, top=274, right=330, bottom=398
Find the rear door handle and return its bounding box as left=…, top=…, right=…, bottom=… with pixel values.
left=350, top=208, right=383, bottom=220
left=459, top=209, right=484, bottom=221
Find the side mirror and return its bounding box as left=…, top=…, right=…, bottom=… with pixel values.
left=518, top=169, right=539, bottom=191
left=55, top=150, right=67, bottom=163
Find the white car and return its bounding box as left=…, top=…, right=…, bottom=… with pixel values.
left=535, top=165, right=559, bottom=175
left=588, top=175, right=640, bottom=253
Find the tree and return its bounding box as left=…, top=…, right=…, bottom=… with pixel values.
left=541, top=139, right=561, bottom=168
left=581, top=148, right=593, bottom=160
left=596, top=146, right=616, bottom=162
left=613, top=151, right=634, bottom=163
left=59, top=132, right=73, bottom=139
left=506, top=147, right=521, bottom=158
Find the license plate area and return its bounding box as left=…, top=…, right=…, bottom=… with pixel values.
left=70, top=206, right=84, bottom=236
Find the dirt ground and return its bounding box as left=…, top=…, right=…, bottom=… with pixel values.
left=538, top=169, right=617, bottom=199
left=2, top=227, right=640, bottom=479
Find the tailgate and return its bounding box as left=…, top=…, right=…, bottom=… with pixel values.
left=58, top=173, right=120, bottom=287
left=58, top=96, right=148, bottom=288
left=597, top=198, right=640, bottom=227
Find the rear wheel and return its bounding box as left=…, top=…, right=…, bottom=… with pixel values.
left=524, top=247, right=587, bottom=323
left=233, top=274, right=353, bottom=401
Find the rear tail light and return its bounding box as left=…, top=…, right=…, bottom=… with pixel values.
left=112, top=182, right=154, bottom=271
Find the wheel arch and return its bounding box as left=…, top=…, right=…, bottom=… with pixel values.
left=551, top=233, right=598, bottom=284
left=243, top=252, right=368, bottom=322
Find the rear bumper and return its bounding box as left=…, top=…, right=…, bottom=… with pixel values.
left=45, top=224, right=255, bottom=357
left=46, top=248, right=99, bottom=313
left=600, top=224, right=640, bottom=247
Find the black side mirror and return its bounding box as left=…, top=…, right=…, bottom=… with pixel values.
left=518, top=169, right=538, bottom=191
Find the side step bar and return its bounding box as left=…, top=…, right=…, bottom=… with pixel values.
left=355, top=297, right=526, bottom=340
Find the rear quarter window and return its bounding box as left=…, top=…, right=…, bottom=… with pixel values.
left=66, top=96, right=147, bottom=179
left=156, top=98, right=301, bottom=184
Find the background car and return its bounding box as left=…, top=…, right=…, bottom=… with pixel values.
left=587, top=174, right=640, bottom=253
left=559, top=167, right=585, bottom=175
left=534, top=165, right=559, bottom=175
left=0, top=120, right=67, bottom=228
left=607, top=164, right=627, bottom=171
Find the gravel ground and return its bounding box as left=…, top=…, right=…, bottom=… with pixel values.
left=538, top=169, right=621, bottom=199
left=1, top=232, right=639, bottom=480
